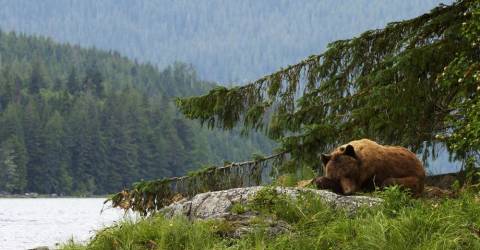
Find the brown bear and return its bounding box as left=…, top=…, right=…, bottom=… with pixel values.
left=314, top=139, right=425, bottom=195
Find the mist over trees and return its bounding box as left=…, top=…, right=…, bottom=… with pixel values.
left=0, top=31, right=273, bottom=195
left=0, top=0, right=452, bottom=83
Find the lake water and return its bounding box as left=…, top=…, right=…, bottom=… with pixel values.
left=0, top=198, right=128, bottom=250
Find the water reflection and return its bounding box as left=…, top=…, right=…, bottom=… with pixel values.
left=0, top=198, right=128, bottom=250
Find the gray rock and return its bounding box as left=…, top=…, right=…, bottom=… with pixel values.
left=161, top=186, right=382, bottom=237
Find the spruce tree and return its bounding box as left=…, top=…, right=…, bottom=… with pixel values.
left=66, top=67, right=80, bottom=95
left=23, top=100, right=46, bottom=192
left=0, top=136, right=28, bottom=193
left=28, top=59, right=48, bottom=94
left=177, top=0, right=480, bottom=169
left=43, top=111, right=71, bottom=194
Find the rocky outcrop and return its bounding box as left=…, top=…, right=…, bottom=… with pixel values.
left=161, top=186, right=382, bottom=237
left=162, top=186, right=382, bottom=219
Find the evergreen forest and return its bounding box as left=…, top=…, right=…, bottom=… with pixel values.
left=0, top=31, right=273, bottom=195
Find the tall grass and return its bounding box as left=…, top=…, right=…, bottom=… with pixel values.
left=62, top=187, right=480, bottom=250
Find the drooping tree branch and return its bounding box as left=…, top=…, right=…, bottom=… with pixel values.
left=177, top=1, right=473, bottom=164
left=108, top=152, right=286, bottom=215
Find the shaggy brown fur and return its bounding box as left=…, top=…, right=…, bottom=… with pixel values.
left=315, top=139, right=425, bottom=195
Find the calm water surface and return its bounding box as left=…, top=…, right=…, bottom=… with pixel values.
left=0, top=198, right=128, bottom=250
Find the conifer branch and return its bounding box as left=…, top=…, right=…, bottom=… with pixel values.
left=108, top=152, right=286, bottom=214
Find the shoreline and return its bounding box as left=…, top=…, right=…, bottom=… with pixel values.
left=0, top=194, right=109, bottom=199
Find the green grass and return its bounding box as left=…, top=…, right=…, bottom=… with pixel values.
left=61, top=187, right=480, bottom=250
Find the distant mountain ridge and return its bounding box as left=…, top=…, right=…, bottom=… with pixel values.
left=0, top=0, right=453, bottom=83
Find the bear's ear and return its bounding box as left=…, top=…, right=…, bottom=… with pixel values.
left=321, top=153, right=331, bottom=165
left=344, top=145, right=356, bottom=158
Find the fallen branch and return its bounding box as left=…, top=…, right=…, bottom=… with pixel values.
left=107, top=152, right=286, bottom=215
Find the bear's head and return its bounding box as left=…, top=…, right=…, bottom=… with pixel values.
left=321, top=144, right=360, bottom=194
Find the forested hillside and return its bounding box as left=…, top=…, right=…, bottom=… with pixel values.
left=0, top=31, right=272, bottom=195
left=0, top=0, right=452, bottom=83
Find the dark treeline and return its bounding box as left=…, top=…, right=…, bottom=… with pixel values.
left=0, top=30, right=273, bottom=195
